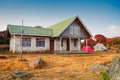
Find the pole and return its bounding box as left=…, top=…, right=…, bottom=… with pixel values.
left=14, top=34, right=15, bottom=53
left=78, top=38, right=80, bottom=51
left=20, top=19, right=23, bottom=60
left=86, top=39, right=88, bottom=52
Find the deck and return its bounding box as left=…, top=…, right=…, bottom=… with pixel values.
left=55, top=50, right=90, bottom=54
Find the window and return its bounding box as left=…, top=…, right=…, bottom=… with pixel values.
left=22, top=38, right=31, bottom=47
left=36, top=38, right=45, bottom=47
left=69, top=24, right=81, bottom=37
left=74, top=39, right=77, bottom=47
left=76, top=26, right=79, bottom=36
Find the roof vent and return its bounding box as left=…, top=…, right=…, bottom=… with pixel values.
left=34, top=26, right=43, bottom=28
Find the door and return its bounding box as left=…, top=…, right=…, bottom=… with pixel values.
left=67, top=39, right=70, bottom=51
left=50, top=39, right=54, bottom=52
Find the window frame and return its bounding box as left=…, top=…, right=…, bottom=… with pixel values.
left=36, top=38, right=45, bottom=47
left=22, top=38, right=31, bottom=47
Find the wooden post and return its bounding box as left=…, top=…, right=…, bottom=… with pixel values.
left=60, top=37, right=62, bottom=52
left=69, top=38, right=71, bottom=52
left=54, top=39, right=56, bottom=51
left=78, top=38, right=80, bottom=51
left=80, top=39, right=81, bottom=51
left=20, top=19, right=23, bottom=60
left=86, top=38, right=88, bottom=52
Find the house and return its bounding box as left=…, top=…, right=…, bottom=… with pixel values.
left=7, top=25, right=52, bottom=53
left=7, top=16, right=92, bottom=53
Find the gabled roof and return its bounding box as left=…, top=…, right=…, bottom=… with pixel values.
left=7, top=24, right=52, bottom=36
left=48, top=16, right=77, bottom=37
left=48, top=16, right=92, bottom=37
left=7, top=15, right=92, bottom=38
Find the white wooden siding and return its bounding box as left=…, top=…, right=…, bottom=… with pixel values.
left=10, top=35, right=50, bottom=52
left=54, top=38, right=80, bottom=51
left=60, top=19, right=87, bottom=38
left=54, top=39, right=67, bottom=51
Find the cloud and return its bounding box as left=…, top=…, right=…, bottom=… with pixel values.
left=107, top=25, right=120, bottom=37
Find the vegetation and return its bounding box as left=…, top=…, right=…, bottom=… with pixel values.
left=95, top=34, right=107, bottom=45
left=101, top=71, right=110, bottom=80
left=82, top=38, right=96, bottom=47
left=0, top=36, right=9, bottom=44
left=82, top=34, right=107, bottom=47
left=0, top=31, right=9, bottom=51
left=113, top=37, right=120, bottom=45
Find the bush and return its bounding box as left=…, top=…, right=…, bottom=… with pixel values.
left=0, top=36, right=9, bottom=44
left=113, top=37, right=120, bottom=45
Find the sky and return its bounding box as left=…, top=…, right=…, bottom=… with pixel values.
left=0, top=0, right=120, bottom=38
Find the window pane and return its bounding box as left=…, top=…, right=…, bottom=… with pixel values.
left=36, top=38, right=45, bottom=47
left=22, top=38, right=31, bottom=47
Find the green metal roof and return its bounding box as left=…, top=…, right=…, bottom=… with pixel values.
left=7, top=16, right=92, bottom=38
left=7, top=24, right=52, bottom=36
left=48, top=16, right=77, bottom=37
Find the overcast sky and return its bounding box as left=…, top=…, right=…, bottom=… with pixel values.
left=0, top=0, right=120, bottom=38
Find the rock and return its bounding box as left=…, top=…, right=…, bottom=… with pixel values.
left=107, top=56, right=120, bottom=80
left=28, top=58, right=45, bottom=69
left=88, top=64, right=108, bottom=74
left=0, top=56, right=7, bottom=59
left=111, top=71, right=120, bottom=80
left=12, top=70, right=27, bottom=78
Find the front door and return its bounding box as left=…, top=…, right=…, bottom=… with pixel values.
left=67, top=39, right=70, bottom=51
left=50, top=39, right=54, bottom=52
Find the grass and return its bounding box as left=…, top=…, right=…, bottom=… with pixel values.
left=1, top=52, right=119, bottom=80
left=101, top=71, right=110, bottom=80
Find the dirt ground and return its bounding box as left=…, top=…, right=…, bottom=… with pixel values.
left=0, top=51, right=120, bottom=80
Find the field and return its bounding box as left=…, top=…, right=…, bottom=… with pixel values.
left=0, top=51, right=120, bottom=80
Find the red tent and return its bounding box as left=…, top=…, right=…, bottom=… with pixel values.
left=82, top=46, right=93, bottom=52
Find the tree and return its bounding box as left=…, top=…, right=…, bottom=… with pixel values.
left=82, top=38, right=96, bottom=47
left=113, top=37, right=120, bottom=44
left=0, top=36, right=9, bottom=44
left=95, top=34, right=107, bottom=45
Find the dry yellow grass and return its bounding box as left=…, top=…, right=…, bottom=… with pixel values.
left=0, top=52, right=120, bottom=80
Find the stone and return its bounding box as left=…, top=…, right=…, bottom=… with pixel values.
left=28, top=58, right=45, bottom=69
left=0, top=56, right=7, bottom=59
left=88, top=64, right=108, bottom=74
left=111, top=71, right=120, bottom=80
left=107, top=56, right=120, bottom=80
left=12, top=70, right=27, bottom=78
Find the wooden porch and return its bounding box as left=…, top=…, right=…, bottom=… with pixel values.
left=55, top=50, right=90, bottom=54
